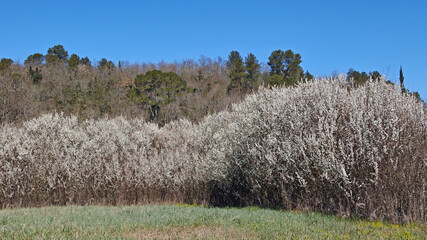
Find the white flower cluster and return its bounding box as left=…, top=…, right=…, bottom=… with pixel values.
left=1, top=76, right=425, bottom=222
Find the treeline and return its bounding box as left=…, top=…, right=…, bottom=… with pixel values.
left=0, top=45, right=422, bottom=125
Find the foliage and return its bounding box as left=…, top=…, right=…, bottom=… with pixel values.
left=24, top=53, right=44, bottom=66
left=0, top=46, right=423, bottom=126
left=68, top=54, right=80, bottom=69
left=410, top=91, right=422, bottom=102
left=52, top=75, right=120, bottom=120
left=98, top=58, right=115, bottom=70
left=282, top=49, right=303, bottom=85
left=347, top=68, right=369, bottom=86
left=347, top=69, right=384, bottom=87
left=226, top=51, right=245, bottom=93
left=128, top=70, right=187, bottom=123
left=400, top=66, right=405, bottom=91
left=28, top=66, right=43, bottom=84
left=0, top=54, right=233, bottom=124
left=304, top=71, right=314, bottom=80
left=243, top=53, right=261, bottom=92
left=267, top=74, right=285, bottom=86
left=80, top=56, right=91, bottom=66
left=1, top=78, right=425, bottom=223
left=0, top=58, right=13, bottom=71
left=267, top=49, right=286, bottom=76
left=45, top=54, right=60, bottom=64
left=370, top=70, right=381, bottom=80
left=46, top=44, right=69, bottom=62
left=267, top=49, right=303, bottom=86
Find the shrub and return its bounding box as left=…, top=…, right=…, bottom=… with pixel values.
left=0, top=77, right=425, bottom=223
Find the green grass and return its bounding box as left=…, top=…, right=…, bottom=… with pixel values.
left=0, top=205, right=425, bottom=239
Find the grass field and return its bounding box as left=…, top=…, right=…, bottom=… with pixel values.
left=0, top=205, right=425, bottom=239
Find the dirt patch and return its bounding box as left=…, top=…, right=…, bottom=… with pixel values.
left=124, top=225, right=256, bottom=239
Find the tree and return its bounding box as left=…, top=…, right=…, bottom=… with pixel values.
left=226, top=51, right=245, bottom=93
left=304, top=71, right=314, bottom=81
left=267, top=49, right=303, bottom=86
left=267, top=74, right=285, bottom=87
left=80, top=57, right=91, bottom=66
left=399, top=66, right=405, bottom=92
left=267, top=50, right=286, bottom=76
left=410, top=91, right=422, bottom=102
left=28, top=66, right=43, bottom=84
left=347, top=68, right=369, bottom=86
left=45, top=54, right=59, bottom=64
left=127, top=70, right=187, bottom=123
left=369, top=71, right=381, bottom=81
left=283, top=50, right=303, bottom=86
left=68, top=54, right=80, bottom=69
left=0, top=58, right=13, bottom=71
left=244, top=53, right=261, bottom=91
left=47, top=45, right=68, bottom=60
left=98, top=58, right=115, bottom=70
left=46, top=45, right=69, bottom=63
left=24, top=53, right=45, bottom=66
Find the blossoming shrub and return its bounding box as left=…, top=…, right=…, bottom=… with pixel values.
left=0, top=77, right=425, bottom=223
left=209, top=79, right=426, bottom=224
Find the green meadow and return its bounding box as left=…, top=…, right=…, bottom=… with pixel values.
left=1, top=205, right=425, bottom=239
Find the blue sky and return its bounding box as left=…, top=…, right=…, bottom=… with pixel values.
left=1, top=0, right=426, bottom=99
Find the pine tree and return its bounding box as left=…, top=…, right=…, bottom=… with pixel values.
left=243, top=53, right=260, bottom=92
left=283, top=50, right=303, bottom=86
left=46, top=45, right=69, bottom=64
left=80, top=57, right=91, bottom=66
left=267, top=49, right=303, bottom=86
left=226, top=51, right=245, bottom=93
left=267, top=49, right=285, bottom=76
left=68, top=54, right=80, bottom=69
left=98, top=58, right=115, bottom=70
left=24, top=53, right=45, bottom=66
left=127, top=70, right=187, bottom=123
left=304, top=71, right=314, bottom=81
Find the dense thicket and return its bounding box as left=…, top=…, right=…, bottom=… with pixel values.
left=1, top=78, right=425, bottom=223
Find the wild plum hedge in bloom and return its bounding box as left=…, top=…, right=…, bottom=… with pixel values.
left=1, top=76, right=425, bottom=223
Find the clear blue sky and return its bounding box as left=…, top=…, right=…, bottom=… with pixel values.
left=1, top=0, right=426, bottom=99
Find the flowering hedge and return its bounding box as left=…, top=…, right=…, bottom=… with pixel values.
left=1, top=77, right=425, bottom=223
